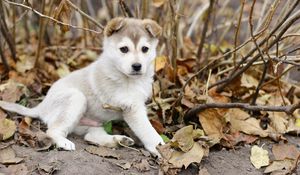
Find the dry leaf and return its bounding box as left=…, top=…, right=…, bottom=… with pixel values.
left=0, top=118, right=16, bottom=140
left=133, top=159, right=150, bottom=172
left=85, top=146, right=120, bottom=159
left=0, top=80, right=26, bottom=103
left=152, top=0, right=166, bottom=7
left=171, top=125, right=194, bottom=152
left=220, top=132, right=258, bottom=148
left=199, top=109, right=226, bottom=143
left=150, top=118, right=165, bottom=134
left=0, top=147, right=23, bottom=164
left=7, top=163, right=28, bottom=175
left=241, top=73, right=259, bottom=88
left=272, top=144, right=300, bottom=160
left=16, top=55, right=35, bottom=73
left=198, top=167, right=211, bottom=175
left=268, top=112, right=288, bottom=134
left=250, top=145, right=269, bottom=169
left=226, top=109, right=268, bottom=137
left=154, top=56, right=167, bottom=72
left=169, top=142, right=205, bottom=169
left=115, top=162, right=131, bottom=170
left=264, top=159, right=294, bottom=174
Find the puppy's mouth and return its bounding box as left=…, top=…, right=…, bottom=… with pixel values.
left=129, top=72, right=143, bottom=76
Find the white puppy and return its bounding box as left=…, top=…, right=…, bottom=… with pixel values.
left=0, top=17, right=164, bottom=156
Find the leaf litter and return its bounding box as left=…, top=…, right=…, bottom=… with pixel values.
left=0, top=0, right=300, bottom=174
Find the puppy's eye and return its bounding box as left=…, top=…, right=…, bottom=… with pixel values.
left=141, top=46, right=149, bottom=53
left=120, top=46, right=129, bottom=53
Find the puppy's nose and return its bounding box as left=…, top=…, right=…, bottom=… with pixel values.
left=132, top=63, right=142, bottom=71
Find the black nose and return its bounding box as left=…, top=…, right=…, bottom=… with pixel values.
left=132, top=63, right=142, bottom=71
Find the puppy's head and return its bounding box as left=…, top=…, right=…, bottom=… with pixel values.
left=103, top=17, right=162, bottom=77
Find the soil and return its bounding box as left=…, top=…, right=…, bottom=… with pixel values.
left=3, top=134, right=299, bottom=175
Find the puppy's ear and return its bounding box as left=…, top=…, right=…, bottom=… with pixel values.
left=143, top=19, right=162, bottom=38
left=104, top=17, right=125, bottom=37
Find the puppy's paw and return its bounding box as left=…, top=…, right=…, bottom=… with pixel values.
left=113, top=135, right=135, bottom=146
left=145, top=145, right=162, bottom=158
left=56, top=138, right=76, bottom=151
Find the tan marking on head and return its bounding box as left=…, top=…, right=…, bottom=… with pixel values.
left=105, top=18, right=162, bottom=45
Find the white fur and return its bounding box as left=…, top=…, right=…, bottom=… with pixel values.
left=0, top=31, right=163, bottom=156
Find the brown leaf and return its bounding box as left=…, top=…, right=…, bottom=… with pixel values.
left=0, top=147, right=23, bottom=164
left=152, top=0, right=166, bottom=7
left=133, top=159, right=150, bottom=172
left=0, top=80, right=26, bottom=103
left=7, top=163, right=28, bottom=175
left=169, top=142, right=205, bottom=169
left=272, top=144, right=300, bottom=160
left=225, top=109, right=268, bottom=137
left=220, top=132, right=258, bottom=148
left=17, top=118, right=52, bottom=151
left=199, top=109, right=226, bottom=143
left=268, top=112, right=288, bottom=134
left=0, top=109, right=7, bottom=119
left=0, top=118, right=16, bottom=140
left=85, top=146, right=121, bottom=159
left=150, top=118, right=165, bottom=134
left=155, top=56, right=168, bottom=72
left=171, top=125, right=194, bottom=152
left=53, top=0, right=71, bottom=32
left=264, top=159, right=294, bottom=174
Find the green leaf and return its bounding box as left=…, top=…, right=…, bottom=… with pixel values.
left=160, top=134, right=170, bottom=143
left=103, top=121, right=113, bottom=134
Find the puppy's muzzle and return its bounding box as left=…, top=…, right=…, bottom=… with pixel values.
left=132, top=63, right=142, bottom=72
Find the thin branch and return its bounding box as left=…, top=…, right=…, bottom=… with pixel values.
left=3, top=0, right=102, bottom=34
left=185, top=102, right=300, bottom=119
left=119, top=0, right=134, bottom=18
left=196, top=0, right=214, bottom=66
left=65, top=0, right=104, bottom=29
left=212, top=6, right=300, bottom=92
left=233, top=0, right=245, bottom=66
left=0, top=36, right=9, bottom=72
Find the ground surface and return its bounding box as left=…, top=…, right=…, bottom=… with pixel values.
left=2, top=135, right=299, bottom=175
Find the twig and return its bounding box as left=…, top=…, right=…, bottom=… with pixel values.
left=196, top=0, right=214, bottom=66
left=185, top=102, right=300, bottom=119
left=0, top=36, right=9, bottom=71
left=169, top=0, right=178, bottom=83
left=233, top=0, right=245, bottom=66
left=141, top=0, right=148, bottom=19
left=212, top=5, right=300, bottom=92
left=35, top=0, right=46, bottom=67
left=0, top=0, right=16, bottom=61
left=119, top=0, right=134, bottom=18
left=3, top=0, right=102, bottom=34
left=249, top=0, right=268, bottom=105
left=65, top=0, right=104, bottom=29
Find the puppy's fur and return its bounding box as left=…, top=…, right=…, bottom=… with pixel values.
left=0, top=18, right=164, bottom=155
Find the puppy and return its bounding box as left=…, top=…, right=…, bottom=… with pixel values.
left=0, top=17, right=164, bottom=156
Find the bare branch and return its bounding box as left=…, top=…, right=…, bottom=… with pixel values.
left=185, top=102, right=300, bottom=119
left=3, top=0, right=102, bottom=34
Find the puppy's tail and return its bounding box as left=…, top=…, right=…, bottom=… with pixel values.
left=0, top=100, right=39, bottom=118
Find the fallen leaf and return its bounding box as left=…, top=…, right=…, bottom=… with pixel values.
left=16, top=55, right=35, bottom=73
left=0, top=147, right=23, bottom=164
left=250, top=145, right=270, bottom=169
left=7, top=163, right=28, bottom=175
left=56, top=64, right=70, bottom=78
left=0, top=80, right=26, bottom=103
left=0, top=118, right=16, bottom=140
left=0, top=109, right=7, bottom=119
left=268, top=112, right=288, bottom=134
left=171, top=125, right=194, bottom=152
left=160, top=134, right=170, bottom=143
left=264, top=159, right=294, bottom=174
left=199, top=109, right=226, bottom=143
left=226, top=109, right=268, bottom=137
left=295, top=118, right=300, bottom=127
left=154, top=56, right=167, bottom=72
left=169, top=142, right=205, bottom=169
left=272, top=144, right=300, bottom=160
left=241, top=73, right=259, bottom=88
left=115, top=162, right=131, bottom=170
left=220, top=132, right=258, bottom=148
left=150, top=118, right=165, bottom=134
left=152, top=0, right=166, bottom=7
left=85, top=146, right=120, bottom=159
left=37, top=162, right=61, bottom=174
left=133, top=159, right=150, bottom=172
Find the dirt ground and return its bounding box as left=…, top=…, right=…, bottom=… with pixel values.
left=1, top=134, right=298, bottom=175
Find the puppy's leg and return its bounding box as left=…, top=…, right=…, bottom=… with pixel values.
left=46, top=90, right=87, bottom=151
left=123, top=105, right=164, bottom=156
left=84, top=127, right=134, bottom=147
